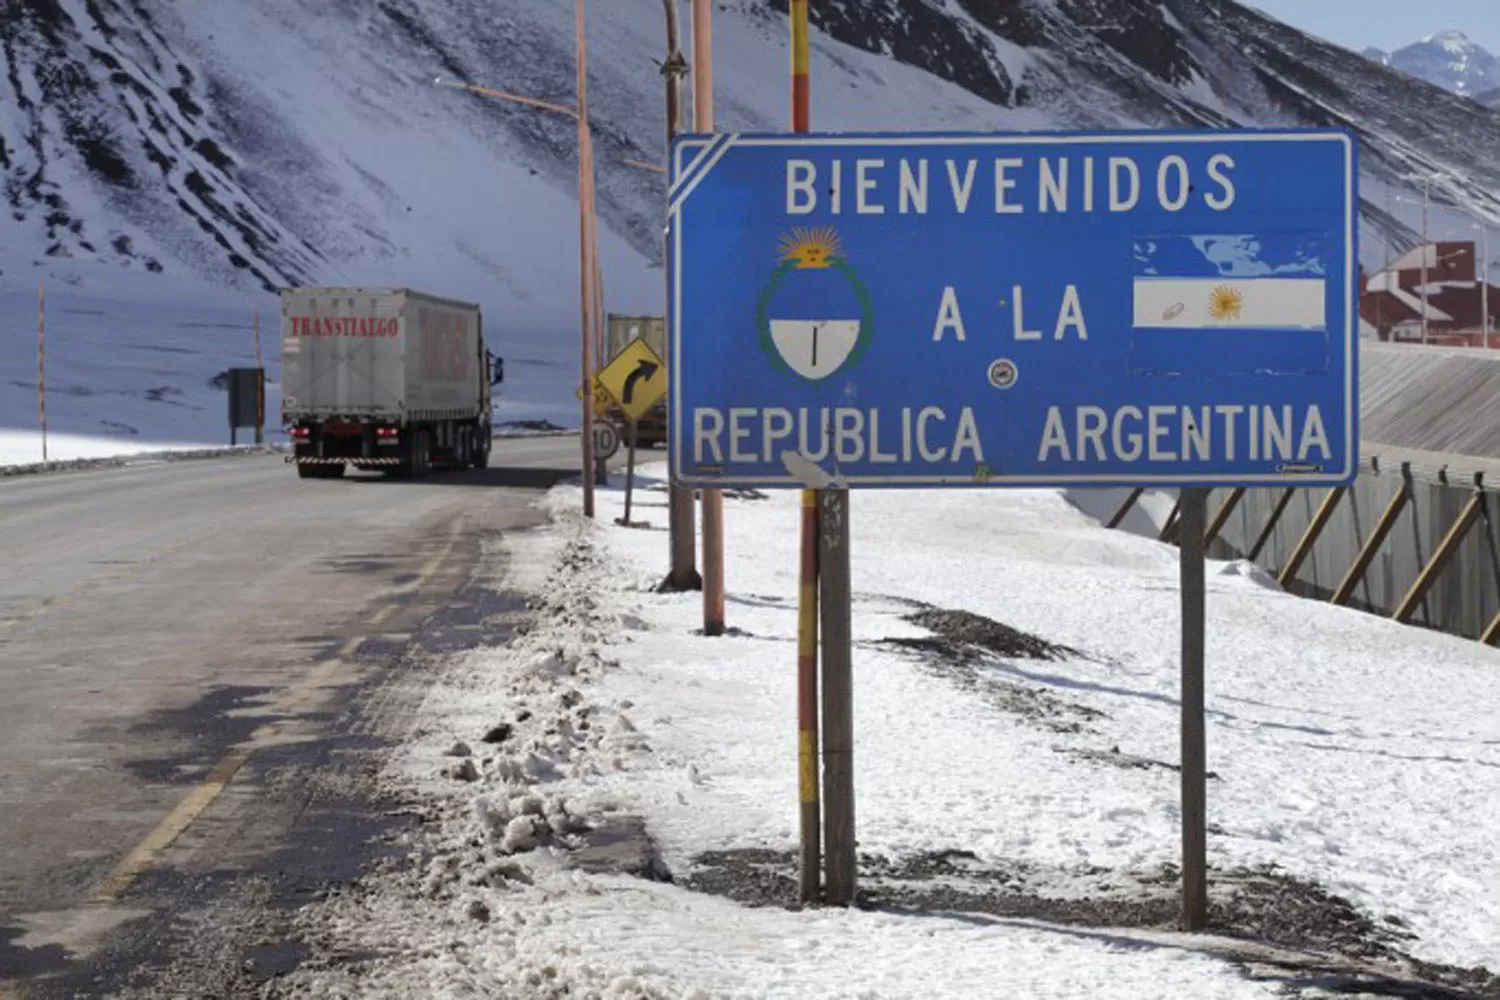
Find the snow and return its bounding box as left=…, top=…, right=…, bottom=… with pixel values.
left=0, top=284, right=285, bottom=464
left=277, top=466, right=1500, bottom=997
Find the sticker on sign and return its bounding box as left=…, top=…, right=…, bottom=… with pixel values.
left=668, top=129, right=1358, bottom=489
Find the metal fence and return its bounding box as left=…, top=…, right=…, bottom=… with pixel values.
left=1115, top=451, right=1500, bottom=646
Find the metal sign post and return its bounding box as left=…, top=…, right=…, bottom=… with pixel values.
left=668, top=127, right=1358, bottom=917
left=620, top=419, right=640, bottom=525
left=1178, top=487, right=1209, bottom=930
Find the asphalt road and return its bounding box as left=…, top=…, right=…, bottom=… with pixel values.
left=0, top=437, right=589, bottom=996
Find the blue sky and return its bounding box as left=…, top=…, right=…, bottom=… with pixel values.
left=1247, top=0, right=1500, bottom=54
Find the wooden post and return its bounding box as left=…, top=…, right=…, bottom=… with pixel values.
left=1106, top=488, right=1144, bottom=530
left=1393, top=492, right=1484, bottom=624
left=662, top=0, right=699, bottom=592
left=38, top=283, right=47, bottom=464
left=694, top=0, right=725, bottom=634
left=576, top=0, right=598, bottom=518
left=819, top=489, right=855, bottom=906
left=1277, top=487, right=1347, bottom=587
left=1204, top=488, right=1246, bottom=546
left=1481, top=609, right=1500, bottom=647
left=1332, top=479, right=1411, bottom=606
left=1247, top=488, right=1297, bottom=562
left=1178, top=488, right=1209, bottom=932
left=798, top=489, right=821, bottom=902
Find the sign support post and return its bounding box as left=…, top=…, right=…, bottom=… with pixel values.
left=819, top=488, right=855, bottom=905
left=1179, top=487, right=1209, bottom=931
left=621, top=419, right=639, bottom=525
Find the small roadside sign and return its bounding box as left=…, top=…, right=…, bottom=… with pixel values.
left=593, top=420, right=621, bottom=460
left=575, top=378, right=613, bottom=417
left=598, top=336, right=668, bottom=423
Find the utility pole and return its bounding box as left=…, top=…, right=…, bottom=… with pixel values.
left=576, top=0, right=598, bottom=517
left=693, top=0, right=726, bottom=633
left=662, top=0, right=700, bottom=592
left=1421, top=175, right=1431, bottom=346
left=253, top=307, right=265, bottom=445
left=38, top=283, right=47, bottom=465
left=1482, top=224, right=1491, bottom=343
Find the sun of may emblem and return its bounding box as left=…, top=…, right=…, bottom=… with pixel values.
left=755, top=226, right=875, bottom=381
left=1208, top=284, right=1245, bottom=322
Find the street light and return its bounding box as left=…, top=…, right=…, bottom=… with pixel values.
left=434, top=76, right=665, bottom=173
left=1394, top=194, right=1494, bottom=344
left=1398, top=170, right=1449, bottom=344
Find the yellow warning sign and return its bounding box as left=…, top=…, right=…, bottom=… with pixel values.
left=597, top=337, right=667, bottom=423
left=574, top=377, right=613, bottom=417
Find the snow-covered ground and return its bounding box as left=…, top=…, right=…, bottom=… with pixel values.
left=276, top=467, right=1500, bottom=998
left=0, top=280, right=280, bottom=465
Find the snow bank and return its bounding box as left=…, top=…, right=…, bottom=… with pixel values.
left=279, top=465, right=1500, bottom=997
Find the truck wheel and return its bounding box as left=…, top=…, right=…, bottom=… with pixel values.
left=472, top=430, right=490, bottom=469
left=297, top=463, right=320, bottom=479
left=454, top=428, right=470, bottom=470
left=415, top=432, right=431, bottom=476
left=325, top=463, right=346, bottom=478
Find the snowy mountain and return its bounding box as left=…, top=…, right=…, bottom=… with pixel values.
left=3, top=0, right=1500, bottom=454
left=1479, top=87, right=1500, bottom=110
left=1365, top=31, right=1500, bottom=99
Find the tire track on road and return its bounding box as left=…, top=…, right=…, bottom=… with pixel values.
left=88, top=515, right=469, bottom=905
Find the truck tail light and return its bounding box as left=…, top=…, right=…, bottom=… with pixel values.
left=292, top=426, right=310, bottom=439
left=376, top=426, right=398, bottom=438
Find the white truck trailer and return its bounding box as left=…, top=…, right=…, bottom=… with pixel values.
left=280, top=287, right=503, bottom=478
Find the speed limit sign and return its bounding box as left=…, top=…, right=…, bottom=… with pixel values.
left=593, top=420, right=621, bottom=460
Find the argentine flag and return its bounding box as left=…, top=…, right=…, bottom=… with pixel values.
left=1131, top=234, right=1330, bottom=376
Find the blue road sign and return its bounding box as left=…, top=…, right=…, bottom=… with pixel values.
left=669, top=129, right=1358, bottom=489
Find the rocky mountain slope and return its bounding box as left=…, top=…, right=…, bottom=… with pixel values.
left=2, top=0, right=1498, bottom=331
left=1365, top=31, right=1500, bottom=99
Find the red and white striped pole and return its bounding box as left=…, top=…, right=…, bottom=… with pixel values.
left=790, top=0, right=820, bottom=903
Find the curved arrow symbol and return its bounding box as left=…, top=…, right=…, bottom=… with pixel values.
left=622, top=360, right=659, bottom=405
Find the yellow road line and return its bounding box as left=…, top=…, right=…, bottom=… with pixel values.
left=0, top=594, right=70, bottom=634
left=93, top=746, right=255, bottom=903
left=89, top=518, right=469, bottom=904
